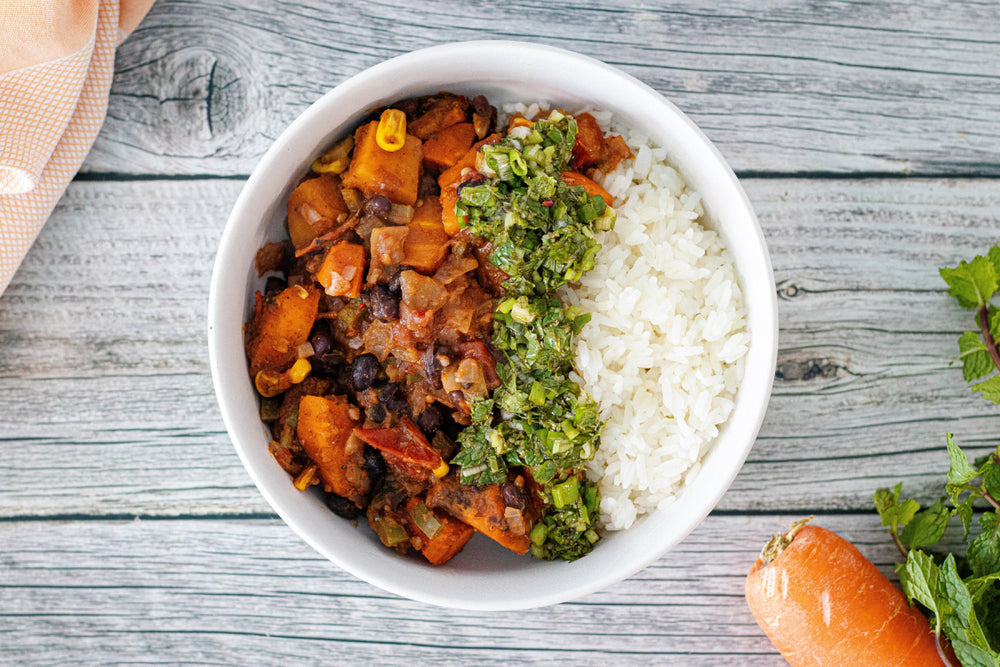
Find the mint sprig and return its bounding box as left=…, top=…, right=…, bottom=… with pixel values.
left=875, top=435, right=1000, bottom=664
left=940, top=244, right=1000, bottom=404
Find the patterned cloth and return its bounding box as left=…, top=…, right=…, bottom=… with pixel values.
left=0, top=0, right=154, bottom=295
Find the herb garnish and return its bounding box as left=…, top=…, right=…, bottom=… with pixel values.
left=451, top=111, right=614, bottom=560
left=874, top=244, right=1000, bottom=666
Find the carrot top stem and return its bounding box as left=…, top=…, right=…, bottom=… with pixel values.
left=758, top=516, right=812, bottom=566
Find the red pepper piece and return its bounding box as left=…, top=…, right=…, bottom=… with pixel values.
left=354, top=417, right=448, bottom=476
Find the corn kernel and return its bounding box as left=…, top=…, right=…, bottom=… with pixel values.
left=311, top=136, right=354, bottom=174
left=375, top=109, right=407, bottom=152
left=293, top=465, right=318, bottom=491
left=432, top=460, right=449, bottom=478
left=288, top=358, right=312, bottom=383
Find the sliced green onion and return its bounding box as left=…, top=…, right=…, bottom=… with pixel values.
left=529, top=522, right=548, bottom=546
left=552, top=475, right=579, bottom=508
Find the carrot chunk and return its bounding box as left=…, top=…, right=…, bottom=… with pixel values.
left=745, top=521, right=947, bottom=667
left=422, top=122, right=478, bottom=171
left=316, top=241, right=365, bottom=298
left=342, top=120, right=422, bottom=206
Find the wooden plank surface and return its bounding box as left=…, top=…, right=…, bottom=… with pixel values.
left=85, top=0, right=1000, bottom=177
left=0, top=514, right=937, bottom=666
left=1, top=178, right=997, bottom=518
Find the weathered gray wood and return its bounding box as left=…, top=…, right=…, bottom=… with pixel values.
left=85, top=0, right=1000, bottom=177
left=0, top=513, right=933, bottom=665
left=1, top=178, right=998, bottom=518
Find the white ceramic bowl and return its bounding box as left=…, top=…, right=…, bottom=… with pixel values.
left=208, top=41, right=777, bottom=610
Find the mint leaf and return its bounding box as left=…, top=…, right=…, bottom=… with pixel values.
left=939, top=554, right=972, bottom=625
left=971, top=374, right=1000, bottom=404
left=990, top=244, right=1000, bottom=275
left=947, top=433, right=980, bottom=487
left=966, top=571, right=1000, bottom=603
left=899, top=549, right=942, bottom=633
left=950, top=639, right=998, bottom=667
left=959, top=330, right=996, bottom=381
left=900, top=498, right=949, bottom=548
left=955, top=495, right=976, bottom=540
left=874, top=483, right=920, bottom=530
left=967, top=512, right=1000, bottom=578
left=941, top=254, right=999, bottom=309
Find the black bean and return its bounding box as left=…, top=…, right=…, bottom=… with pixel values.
left=351, top=353, right=380, bottom=391
left=363, top=195, right=391, bottom=219
left=377, top=382, right=400, bottom=402
left=325, top=494, right=359, bottom=519
left=387, top=396, right=409, bottom=414
left=310, top=330, right=332, bottom=358
left=361, top=445, right=387, bottom=483
left=367, top=402, right=387, bottom=424
left=501, top=481, right=526, bottom=510
left=362, top=283, right=399, bottom=321
left=416, top=404, right=443, bottom=435
left=449, top=390, right=465, bottom=405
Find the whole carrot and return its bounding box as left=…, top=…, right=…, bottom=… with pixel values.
left=745, top=519, right=948, bottom=667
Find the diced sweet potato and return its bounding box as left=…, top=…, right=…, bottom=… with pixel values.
left=560, top=170, right=613, bottom=206
left=404, top=496, right=474, bottom=566
left=246, top=284, right=321, bottom=377
left=570, top=112, right=608, bottom=169
left=402, top=197, right=450, bottom=274
left=316, top=241, right=365, bottom=298
left=408, top=97, right=469, bottom=141
left=437, top=133, right=501, bottom=190
left=342, top=121, right=422, bottom=206
left=296, top=394, right=368, bottom=504
left=425, top=473, right=531, bottom=554
left=286, top=174, right=350, bottom=251
left=422, top=122, right=477, bottom=171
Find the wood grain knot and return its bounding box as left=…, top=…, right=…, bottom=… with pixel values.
left=775, top=358, right=843, bottom=382
left=776, top=280, right=801, bottom=300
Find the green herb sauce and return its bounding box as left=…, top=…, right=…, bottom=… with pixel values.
left=451, top=111, right=615, bottom=561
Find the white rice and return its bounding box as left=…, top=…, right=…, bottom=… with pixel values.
left=504, top=103, right=749, bottom=532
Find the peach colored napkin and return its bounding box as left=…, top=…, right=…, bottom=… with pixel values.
left=0, top=0, right=154, bottom=295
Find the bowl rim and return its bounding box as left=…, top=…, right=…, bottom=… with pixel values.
left=208, top=39, right=778, bottom=610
